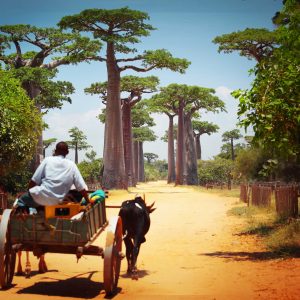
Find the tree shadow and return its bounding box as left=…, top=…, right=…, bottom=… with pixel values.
left=200, top=250, right=300, bottom=261
left=16, top=271, right=121, bottom=299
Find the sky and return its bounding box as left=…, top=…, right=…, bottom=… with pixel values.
left=0, top=0, right=283, bottom=162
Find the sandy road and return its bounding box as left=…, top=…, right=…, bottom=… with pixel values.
left=1, top=181, right=299, bottom=300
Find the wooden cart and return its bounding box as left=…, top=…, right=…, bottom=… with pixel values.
left=0, top=200, right=123, bottom=296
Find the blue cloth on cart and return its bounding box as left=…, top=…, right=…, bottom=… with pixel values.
left=81, top=189, right=105, bottom=205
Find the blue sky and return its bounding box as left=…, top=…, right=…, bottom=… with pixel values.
left=0, top=0, right=283, bottom=161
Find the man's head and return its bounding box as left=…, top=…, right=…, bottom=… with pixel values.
left=54, top=141, right=69, bottom=157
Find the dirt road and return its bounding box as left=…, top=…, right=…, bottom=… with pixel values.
left=2, top=181, right=300, bottom=299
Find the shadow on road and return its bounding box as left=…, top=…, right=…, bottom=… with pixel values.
left=200, top=250, right=300, bottom=261
left=120, top=269, right=150, bottom=279
left=16, top=271, right=113, bottom=299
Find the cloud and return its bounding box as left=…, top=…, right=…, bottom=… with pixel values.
left=43, top=108, right=104, bottom=160
left=215, top=86, right=233, bottom=101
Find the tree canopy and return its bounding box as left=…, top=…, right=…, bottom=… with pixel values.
left=67, top=127, right=91, bottom=164
left=232, top=0, right=300, bottom=159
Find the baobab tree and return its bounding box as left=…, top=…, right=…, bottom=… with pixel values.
left=149, top=84, right=225, bottom=185
left=222, top=129, right=243, bottom=161
left=85, top=75, right=159, bottom=186
left=68, top=127, right=91, bottom=164
left=59, top=7, right=190, bottom=189
left=43, top=138, right=57, bottom=157
left=213, top=28, right=278, bottom=62
left=148, top=93, right=179, bottom=183
left=192, top=120, right=219, bottom=160
left=133, top=127, right=157, bottom=182
left=0, top=24, right=100, bottom=170
left=160, top=125, right=178, bottom=183
left=132, top=102, right=156, bottom=185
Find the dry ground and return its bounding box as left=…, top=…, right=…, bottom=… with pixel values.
left=1, top=181, right=299, bottom=300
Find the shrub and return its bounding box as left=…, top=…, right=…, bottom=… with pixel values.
left=197, top=158, right=233, bottom=185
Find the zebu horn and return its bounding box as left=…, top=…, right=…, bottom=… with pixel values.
left=143, top=193, right=146, bottom=202
left=147, top=201, right=155, bottom=209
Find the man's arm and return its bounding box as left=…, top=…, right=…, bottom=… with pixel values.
left=28, top=180, right=37, bottom=190
left=79, top=189, right=89, bottom=203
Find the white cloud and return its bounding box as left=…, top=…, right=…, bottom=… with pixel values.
left=43, top=108, right=104, bottom=160
left=215, top=86, right=233, bottom=101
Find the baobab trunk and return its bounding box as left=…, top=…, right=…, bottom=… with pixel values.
left=122, top=101, right=135, bottom=186
left=167, top=115, right=176, bottom=183
left=175, top=100, right=184, bottom=185
left=195, top=134, right=201, bottom=160
left=133, top=140, right=139, bottom=184
left=75, top=143, right=78, bottom=164
left=138, top=141, right=145, bottom=182
left=184, top=113, right=198, bottom=185
left=102, top=42, right=127, bottom=189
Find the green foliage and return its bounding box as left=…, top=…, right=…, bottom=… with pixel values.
left=226, top=1, right=300, bottom=160
left=144, top=160, right=168, bottom=181
left=0, top=70, right=42, bottom=176
left=266, top=219, right=300, bottom=255
left=148, top=84, right=225, bottom=116
left=85, top=75, right=159, bottom=106
left=233, top=147, right=267, bottom=181
left=77, top=151, right=103, bottom=183
left=222, top=129, right=242, bottom=142
left=59, top=7, right=154, bottom=54
left=218, top=142, right=246, bottom=160
left=192, top=120, right=219, bottom=136
left=0, top=24, right=101, bottom=66
left=213, top=28, right=279, bottom=61
left=132, top=102, right=155, bottom=128
left=0, top=168, right=32, bottom=194
left=228, top=202, right=300, bottom=257
left=197, top=158, right=234, bottom=185
left=133, top=127, right=157, bottom=142
left=67, top=127, right=91, bottom=151
left=144, top=152, right=158, bottom=163
left=59, top=8, right=190, bottom=74
left=142, top=49, right=190, bottom=73
left=43, top=138, right=57, bottom=156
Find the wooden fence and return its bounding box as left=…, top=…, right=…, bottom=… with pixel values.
left=0, top=192, right=8, bottom=214
left=251, top=184, right=272, bottom=207
left=240, top=183, right=299, bottom=218
left=275, top=185, right=299, bottom=218
left=240, top=184, right=249, bottom=204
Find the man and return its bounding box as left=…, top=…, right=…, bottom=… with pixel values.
left=17, top=141, right=89, bottom=208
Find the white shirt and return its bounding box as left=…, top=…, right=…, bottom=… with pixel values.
left=29, top=155, right=87, bottom=206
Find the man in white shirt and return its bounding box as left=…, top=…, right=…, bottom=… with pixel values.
left=17, top=141, right=89, bottom=208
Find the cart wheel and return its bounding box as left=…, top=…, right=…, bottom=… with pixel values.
left=103, top=216, right=122, bottom=296
left=0, top=209, right=16, bottom=289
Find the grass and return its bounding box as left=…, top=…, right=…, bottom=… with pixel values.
left=228, top=202, right=300, bottom=257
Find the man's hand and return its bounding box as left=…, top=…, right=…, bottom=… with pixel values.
left=80, top=189, right=89, bottom=204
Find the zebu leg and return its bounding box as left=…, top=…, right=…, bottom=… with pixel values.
left=25, top=251, right=31, bottom=278
left=124, top=236, right=134, bottom=274
left=16, top=251, right=23, bottom=275
left=131, top=237, right=141, bottom=280
left=38, top=254, right=48, bottom=273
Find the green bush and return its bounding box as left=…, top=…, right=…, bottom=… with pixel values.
left=144, top=160, right=167, bottom=182
left=77, top=157, right=103, bottom=183
left=197, top=158, right=233, bottom=185
left=0, top=70, right=42, bottom=177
